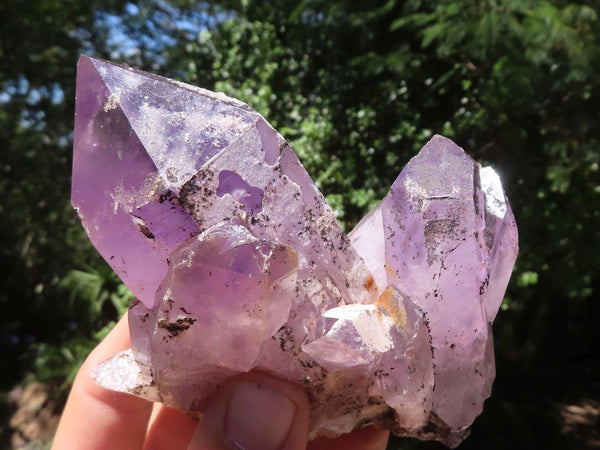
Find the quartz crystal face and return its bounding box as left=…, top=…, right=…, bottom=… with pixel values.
left=74, top=56, right=518, bottom=447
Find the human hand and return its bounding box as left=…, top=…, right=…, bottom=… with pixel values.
left=52, top=315, right=389, bottom=449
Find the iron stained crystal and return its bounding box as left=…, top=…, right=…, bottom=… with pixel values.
left=72, top=56, right=518, bottom=447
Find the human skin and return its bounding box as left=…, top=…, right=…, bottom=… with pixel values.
left=52, top=315, right=389, bottom=450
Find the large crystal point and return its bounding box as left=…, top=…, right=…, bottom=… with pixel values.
left=73, top=56, right=518, bottom=447
left=72, top=56, right=374, bottom=311
left=350, top=135, right=518, bottom=438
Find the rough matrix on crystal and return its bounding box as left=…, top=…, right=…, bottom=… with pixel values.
left=73, top=56, right=518, bottom=447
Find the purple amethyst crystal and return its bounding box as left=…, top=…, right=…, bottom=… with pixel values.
left=74, top=56, right=518, bottom=447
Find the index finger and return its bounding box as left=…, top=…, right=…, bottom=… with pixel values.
left=52, top=315, right=153, bottom=450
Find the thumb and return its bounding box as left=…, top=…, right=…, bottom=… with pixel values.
left=188, top=372, right=309, bottom=450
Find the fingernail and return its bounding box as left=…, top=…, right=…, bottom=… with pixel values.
left=225, top=381, right=297, bottom=450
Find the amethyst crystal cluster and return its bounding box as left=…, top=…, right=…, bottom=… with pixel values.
left=72, top=56, right=518, bottom=447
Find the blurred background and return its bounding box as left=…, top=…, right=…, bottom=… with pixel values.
left=1, top=1, right=599, bottom=448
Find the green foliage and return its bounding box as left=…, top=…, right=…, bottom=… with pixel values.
left=27, top=266, right=132, bottom=392
left=59, top=269, right=132, bottom=320
left=0, top=0, right=132, bottom=389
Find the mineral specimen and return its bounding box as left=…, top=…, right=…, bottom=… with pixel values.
left=73, top=56, right=518, bottom=447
